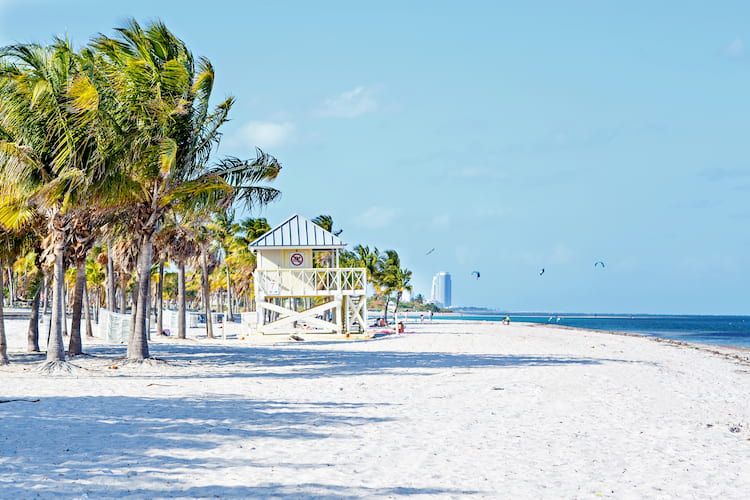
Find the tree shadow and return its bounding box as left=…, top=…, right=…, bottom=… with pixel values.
left=97, top=342, right=632, bottom=380
left=0, top=394, right=482, bottom=498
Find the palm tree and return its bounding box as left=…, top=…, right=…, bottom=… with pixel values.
left=2, top=203, right=44, bottom=351
left=89, top=20, right=282, bottom=360
left=378, top=249, right=412, bottom=324
left=239, top=217, right=271, bottom=242
left=0, top=39, right=120, bottom=369
left=226, top=228, right=259, bottom=311
left=14, top=248, right=44, bottom=351
left=192, top=222, right=217, bottom=339
left=0, top=262, right=7, bottom=364
left=0, top=221, right=35, bottom=364
left=353, top=245, right=383, bottom=286
left=385, top=266, right=412, bottom=318
left=312, top=214, right=343, bottom=236
left=157, top=216, right=200, bottom=339
left=211, top=209, right=238, bottom=319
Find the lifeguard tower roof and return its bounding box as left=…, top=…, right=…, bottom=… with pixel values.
left=249, top=214, right=346, bottom=250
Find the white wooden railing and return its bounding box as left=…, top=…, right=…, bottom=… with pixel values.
left=256, top=267, right=367, bottom=296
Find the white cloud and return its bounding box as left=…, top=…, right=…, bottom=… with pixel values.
left=355, top=205, right=400, bottom=228
left=722, top=37, right=744, bottom=59
left=235, top=121, right=295, bottom=149
left=316, top=86, right=377, bottom=118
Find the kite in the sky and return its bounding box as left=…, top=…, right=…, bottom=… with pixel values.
left=425, top=248, right=435, bottom=256
left=471, top=271, right=481, bottom=279
left=539, top=268, right=545, bottom=276
left=594, top=261, right=605, bottom=268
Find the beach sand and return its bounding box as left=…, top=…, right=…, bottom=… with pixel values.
left=1, top=317, right=749, bottom=499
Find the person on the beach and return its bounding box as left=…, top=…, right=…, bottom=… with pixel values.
left=503, top=316, right=511, bottom=325
left=420, top=314, right=424, bottom=323
left=397, top=322, right=405, bottom=333
left=429, top=310, right=433, bottom=321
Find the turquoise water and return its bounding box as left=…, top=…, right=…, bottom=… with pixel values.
left=425, top=313, right=750, bottom=349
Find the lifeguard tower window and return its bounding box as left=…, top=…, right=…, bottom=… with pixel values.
left=313, top=250, right=333, bottom=268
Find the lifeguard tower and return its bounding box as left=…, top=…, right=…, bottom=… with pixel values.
left=249, top=214, right=368, bottom=335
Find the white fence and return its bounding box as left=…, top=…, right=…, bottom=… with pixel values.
left=98, top=308, right=132, bottom=344
left=160, top=309, right=226, bottom=335
left=100, top=308, right=233, bottom=341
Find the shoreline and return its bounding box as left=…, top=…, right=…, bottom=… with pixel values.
left=426, top=313, right=750, bottom=351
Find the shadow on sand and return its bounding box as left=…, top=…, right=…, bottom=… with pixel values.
left=0, top=394, right=481, bottom=499
left=7, top=338, right=634, bottom=379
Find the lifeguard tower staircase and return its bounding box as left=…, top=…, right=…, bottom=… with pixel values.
left=250, top=214, right=368, bottom=335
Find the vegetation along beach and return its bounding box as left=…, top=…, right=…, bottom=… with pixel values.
left=2, top=3, right=750, bottom=499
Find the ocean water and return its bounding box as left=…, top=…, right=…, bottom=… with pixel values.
left=433, top=313, right=750, bottom=349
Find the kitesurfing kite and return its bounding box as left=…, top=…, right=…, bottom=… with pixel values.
left=594, top=261, right=605, bottom=268
left=425, top=248, right=435, bottom=256
left=471, top=271, right=481, bottom=279
left=539, top=268, right=545, bottom=276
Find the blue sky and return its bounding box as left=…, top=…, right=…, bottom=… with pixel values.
left=2, top=1, right=750, bottom=314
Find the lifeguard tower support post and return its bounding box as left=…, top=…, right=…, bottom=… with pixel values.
left=250, top=214, right=368, bottom=335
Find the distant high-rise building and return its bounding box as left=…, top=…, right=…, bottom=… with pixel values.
left=431, top=271, right=451, bottom=307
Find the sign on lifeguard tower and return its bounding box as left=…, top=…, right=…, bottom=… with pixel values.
left=249, top=214, right=367, bottom=335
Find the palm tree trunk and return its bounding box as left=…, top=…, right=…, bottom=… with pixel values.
left=68, top=260, right=86, bottom=355
left=383, top=296, right=391, bottom=325
left=156, top=260, right=164, bottom=336
left=83, top=280, right=93, bottom=338
left=27, top=288, right=41, bottom=352
left=94, top=289, right=99, bottom=323
left=127, top=234, right=152, bottom=360
left=0, top=260, right=8, bottom=365
left=47, top=245, right=66, bottom=362
left=106, top=241, right=116, bottom=311
left=201, top=249, right=214, bottom=339
left=177, top=260, right=186, bottom=339
left=42, top=275, right=50, bottom=315
left=6, top=266, right=14, bottom=308
left=119, top=272, right=128, bottom=314
left=226, top=265, right=233, bottom=320
left=62, top=285, right=68, bottom=338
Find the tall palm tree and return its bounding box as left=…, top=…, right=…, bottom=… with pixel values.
left=191, top=222, right=217, bottom=339
left=378, top=249, right=411, bottom=324
left=211, top=209, right=237, bottom=319
left=384, top=266, right=412, bottom=318
left=89, top=20, right=281, bottom=360
left=157, top=216, right=199, bottom=339
left=2, top=201, right=44, bottom=351
left=226, top=229, right=259, bottom=311
left=0, top=39, right=121, bottom=369
left=352, top=244, right=384, bottom=294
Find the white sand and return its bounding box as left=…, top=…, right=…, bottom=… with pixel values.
left=1, top=317, right=749, bottom=499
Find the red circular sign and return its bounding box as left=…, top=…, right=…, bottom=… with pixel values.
left=290, top=252, right=304, bottom=267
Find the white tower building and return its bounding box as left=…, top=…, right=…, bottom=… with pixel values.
left=431, top=271, right=451, bottom=307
